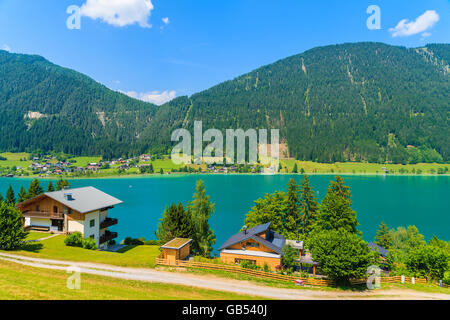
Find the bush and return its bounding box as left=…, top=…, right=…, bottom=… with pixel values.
left=123, top=237, right=144, bottom=245
left=0, top=202, right=27, bottom=250
left=144, top=239, right=162, bottom=246
left=240, top=260, right=260, bottom=270
left=82, top=237, right=97, bottom=250
left=64, top=232, right=83, bottom=247
left=108, top=239, right=116, bottom=246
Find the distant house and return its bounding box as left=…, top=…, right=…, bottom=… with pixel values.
left=18, top=187, right=122, bottom=249
left=218, top=222, right=285, bottom=271
left=368, top=242, right=390, bottom=257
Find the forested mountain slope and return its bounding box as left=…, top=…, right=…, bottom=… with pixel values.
left=0, top=51, right=158, bottom=158
left=1, top=43, right=449, bottom=163
left=151, top=42, right=449, bottom=163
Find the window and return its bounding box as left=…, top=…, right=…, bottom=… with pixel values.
left=235, top=258, right=256, bottom=265
left=53, top=206, right=58, bottom=213
left=90, top=235, right=95, bottom=239
left=246, top=242, right=259, bottom=248
left=90, top=219, right=95, bottom=228
left=36, top=205, right=40, bottom=212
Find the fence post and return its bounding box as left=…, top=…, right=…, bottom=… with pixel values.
left=439, top=280, right=442, bottom=287
left=401, top=275, right=405, bottom=284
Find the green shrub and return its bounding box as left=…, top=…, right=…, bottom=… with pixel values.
left=64, top=232, right=83, bottom=247
left=144, top=239, right=162, bottom=246
left=82, top=237, right=97, bottom=250
left=123, top=237, right=144, bottom=245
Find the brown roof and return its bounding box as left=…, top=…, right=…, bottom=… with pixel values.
left=161, top=238, right=193, bottom=250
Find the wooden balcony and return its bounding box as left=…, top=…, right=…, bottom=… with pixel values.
left=100, top=230, right=118, bottom=244
left=100, top=217, right=118, bottom=229
left=22, top=211, right=64, bottom=220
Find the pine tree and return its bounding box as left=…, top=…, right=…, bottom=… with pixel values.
left=292, top=163, right=298, bottom=173
left=315, top=176, right=360, bottom=235
left=0, top=201, right=27, bottom=250
left=27, top=179, right=43, bottom=198
left=17, top=187, right=28, bottom=203
left=5, top=185, right=16, bottom=205
left=155, top=203, right=194, bottom=244
left=187, top=180, right=216, bottom=257
left=47, top=181, right=55, bottom=192
left=375, top=221, right=393, bottom=249
left=56, top=179, right=70, bottom=191
left=285, top=179, right=301, bottom=234
left=299, top=175, right=319, bottom=237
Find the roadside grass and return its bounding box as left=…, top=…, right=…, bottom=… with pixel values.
left=160, top=266, right=341, bottom=292
left=0, top=259, right=261, bottom=300
left=1, top=235, right=160, bottom=268
left=280, top=160, right=449, bottom=175
left=382, top=282, right=450, bottom=295
left=25, top=232, right=52, bottom=241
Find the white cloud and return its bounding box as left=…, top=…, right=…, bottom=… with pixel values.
left=80, top=0, right=154, bottom=28
left=162, top=17, right=170, bottom=25
left=2, top=44, right=11, bottom=52
left=124, top=90, right=176, bottom=105
left=389, top=10, right=439, bottom=37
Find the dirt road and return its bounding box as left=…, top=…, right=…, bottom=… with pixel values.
left=0, top=252, right=448, bottom=300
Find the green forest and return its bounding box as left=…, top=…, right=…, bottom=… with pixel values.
left=0, top=42, right=449, bottom=163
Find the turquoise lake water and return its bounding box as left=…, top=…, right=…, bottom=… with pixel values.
left=1, top=175, right=449, bottom=249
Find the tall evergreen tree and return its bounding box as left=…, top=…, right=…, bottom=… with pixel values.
left=285, top=179, right=301, bottom=234
left=17, top=187, right=28, bottom=203
left=292, top=163, right=298, bottom=174
left=47, top=181, right=55, bottom=192
left=155, top=203, right=194, bottom=244
left=187, top=180, right=216, bottom=257
left=0, top=201, right=27, bottom=250
left=299, top=175, right=319, bottom=237
left=56, top=179, right=70, bottom=191
left=27, top=179, right=43, bottom=199
left=375, top=221, right=392, bottom=249
left=5, top=185, right=16, bottom=205
left=314, top=176, right=360, bottom=235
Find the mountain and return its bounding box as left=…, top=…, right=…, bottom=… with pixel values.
left=0, top=51, right=158, bottom=159
left=0, top=42, right=449, bottom=163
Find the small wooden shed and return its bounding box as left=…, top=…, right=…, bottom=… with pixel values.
left=160, top=238, right=193, bottom=263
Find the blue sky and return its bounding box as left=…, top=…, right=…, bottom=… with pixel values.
left=0, top=0, right=449, bottom=105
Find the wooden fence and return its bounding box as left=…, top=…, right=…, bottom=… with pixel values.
left=156, top=258, right=335, bottom=287
left=156, top=258, right=433, bottom=288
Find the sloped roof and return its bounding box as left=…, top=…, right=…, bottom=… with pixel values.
left=19, top=187, right=123, bottom=214
left=161, top=238, right=193, bottom=250
left=218, top=222, right=286, bottom=254
left=368, top=242, right=390, bottom=257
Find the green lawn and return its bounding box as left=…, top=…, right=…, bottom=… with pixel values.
left=280, top=160, right=449, bottom=175
left=25, top=232, right=52, bottom=241
left=0, top=152, right=32, bottom=168
left=3, top=235, right=161, bottom=268
left=0, top=259, right=260, bottom=300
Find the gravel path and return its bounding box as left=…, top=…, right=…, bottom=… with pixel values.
left=0, top=252, right=448, bottom=300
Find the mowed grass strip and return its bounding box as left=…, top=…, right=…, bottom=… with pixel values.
left=0, top=259, right=261, bottom=300
left=25, top=232, right=52, bottom=241
left=2, top=235, right=161, bottom=268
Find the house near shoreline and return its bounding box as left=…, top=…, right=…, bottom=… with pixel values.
left=218, top=222, right=287, bottom=271
left=18, top=187, right=122, bottom=249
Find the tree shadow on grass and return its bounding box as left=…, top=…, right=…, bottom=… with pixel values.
left=116, top=245, right=137, bottom=253
left=19, top=242, right=44, bottom=253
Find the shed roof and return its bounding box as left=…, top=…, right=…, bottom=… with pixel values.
left=161, top=238, right=193, bottom=250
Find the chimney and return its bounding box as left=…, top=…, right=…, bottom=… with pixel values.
left=243, top=226, right=247, bottom=235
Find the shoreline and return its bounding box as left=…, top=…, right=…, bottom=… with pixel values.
left=3, top=171, right=450, bottom=180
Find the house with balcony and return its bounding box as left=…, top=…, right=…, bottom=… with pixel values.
left=18, top=186, right=122, bottom=249
left=218, top=222, right=286, bottom=271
